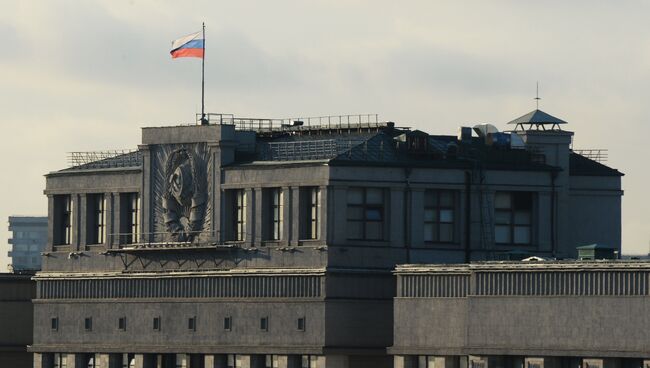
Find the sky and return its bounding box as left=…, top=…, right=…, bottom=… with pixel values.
left=1, top=0, right=649, bottom=270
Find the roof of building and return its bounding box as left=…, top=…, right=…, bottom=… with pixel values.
left=507, top=109, right=568, bottom=126
left=569, top=152, right=623, bottom=177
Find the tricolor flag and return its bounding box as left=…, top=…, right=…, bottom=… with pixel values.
left=170, top=31, right=204, bottom=59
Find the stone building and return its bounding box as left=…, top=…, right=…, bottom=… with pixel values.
left=31, top=110, right=622, bottom=368
left=391, top=261, right=650, bottom=368
left=7, top=216, right=48, bottom=271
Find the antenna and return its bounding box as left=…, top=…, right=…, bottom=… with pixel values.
left=534, top=81, right=541, bottom=109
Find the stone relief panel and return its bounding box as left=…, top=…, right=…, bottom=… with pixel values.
left=152, top=143, right=212, bottom=243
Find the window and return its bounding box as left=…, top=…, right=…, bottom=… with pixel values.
left=84, top=317, right=92, bottom=331
left=175, top=354, right=187, bottom=368
left=347, top=188, right=385, bottom=240
left=260, top=316, right=268, bottom=331
left=223, top=316, right=232, bottom=331
left=121, top=354, right=136, bottom=368
left=265, top=355, right=280, bottom=368
left=87, top=194, right=106, bottom=245
left=264, top=188, right=283, bottom=240
left=301, top=356, right=319, bottom=368
left=227, top=355, right=242, bottom=368
left=118, top=317, right=126, bottom=331
left=227, top=190, right=246, bottom=241
left=297, top=317, right=306, bottom=331
left=153, top=316, right=161, bottom=331
left=423, top=190, right=456, bottom=243
left=54, top=353, right=68, bottom=368
left=188, top=316, right=196, bottom=331
left=51, top=317, right=59, bottom=331
left=300, top=187, right=320, bottom=240
left=54, top=195, right=73, bottom=245
left=494, top=192, right=532, bottom=245
left=120, top=193, right=140, bottom=244
left=85, top=354, right=98, bottom=368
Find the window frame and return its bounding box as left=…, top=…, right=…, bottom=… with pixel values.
left=300, top=187, right=320, bottom=240
left=423, top=189, right=457, bottom=244
left=87, top=194, right=106, bottom=245
left=494, top=191, right=533, bottom=246
left=346, top=187, right=386, bottom=241
left=264, top=188, right=283, bottom=241
left=54, top=195, right=73, bottom=246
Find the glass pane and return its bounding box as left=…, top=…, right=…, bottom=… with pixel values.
left=347, top=206, right=364, bottom=220
left=347, top=222, right=363, bottom=239
left=439, top=209, right=454, bottom=223
left=424, top=191, right=437, bottom=206
left=494, top=210, right=511, bottom=225
left=514, top=226, right=531, bottom=244
left=423, top=223, right=435, bottom=242
left=365, top=222, right=383, bottom=240
left=439, top=224, right=454, bottom=242
left=366, top=188, right=384, bottom=204
left=365, top=208, right=383, bottom=221
left=423, top=209, right=436, bottom=222
left=495, top=225, right=511, bottom=243
left=513, top=192, right=532, bottom=210
left=494, top=192, right=511, bottom=209
left=347, top=188, right=364, bottom=204
left=439, top=190, right=454, bottom=207
left=514, top=210, right=531, bottom=225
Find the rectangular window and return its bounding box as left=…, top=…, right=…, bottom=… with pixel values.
left=346, top=187, right=385, bottom=240
left=53, top=195, right=73, bottom=245
left=494, top=192, right=533, bottom=245
left=153, top=316, right=161, bottom=331
left=175, top=354, right=186, bottom=368
left=54, top=353, right=67, bottom=368
left=423, top=190, right=456, bottom=243
left=227, top=190, right=246, bottom=241
left=188, top=316, right=196, bottom=331
left=84, top=317, right=92, bottom=331
left=265, top=355, right=280, bottom=368
left=118, top=317, right=126, bottom=331
left=86, top=354, right=98, bottom=368
left=260, top=316, right=269, bottom=331
left=120, top=193, right=140, bottom=244
left=87, top=194, right=106, bottom=245
left=300, top=187, right=320, bottom=240
left=51, top=317, right=59, bottom=331
left=227, top=355, right=242, bottom=368
left=297, top=317, right=306, bottom=331
left=121, top=354, right=136, bottom=368
left=301, top=356, right=318, bottom=368
left=264, top=188, right=283, bottom=240
left=223, top=316, right=232, bottom=331
left=224, top=316, right=232, bottom=331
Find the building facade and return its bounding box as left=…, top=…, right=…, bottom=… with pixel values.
left=31, top=110, right=623, bottom=368
left=0, top=272, right=36, bottom=368
left=8, top=216, right=48, bottom=271
left=391, top=261, right=650, bottom=367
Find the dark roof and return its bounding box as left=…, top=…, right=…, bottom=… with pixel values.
left=569, top=152, right=623, bottom=177
left=507, top=109, right=568, bottom=126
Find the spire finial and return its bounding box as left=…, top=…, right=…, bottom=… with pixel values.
left=534, top=81, right=541, bottom=109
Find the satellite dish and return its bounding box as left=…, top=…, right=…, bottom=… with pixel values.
left=473, top=123, right=499, bottom=137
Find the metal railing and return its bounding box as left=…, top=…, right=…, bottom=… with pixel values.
left=573, top=149, right=608, bottom=163
left=198, top=113, right=382, bottom=133
left=67, top=150, right=142, bottom=169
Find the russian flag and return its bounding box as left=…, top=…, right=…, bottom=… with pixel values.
left=170, top=31, right=204, bottom=59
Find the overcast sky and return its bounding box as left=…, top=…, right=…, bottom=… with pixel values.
left=1, top=0, right=649, bottom=269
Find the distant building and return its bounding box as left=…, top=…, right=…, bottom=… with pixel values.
left=31, top=110, right=625, bottom=368
left=7, top=216, right=47, bottom=271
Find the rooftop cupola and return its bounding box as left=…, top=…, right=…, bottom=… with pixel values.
left=507, top=109, right=568, bottom=131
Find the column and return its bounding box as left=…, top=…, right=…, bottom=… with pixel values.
left=138, top=144, right=152, bottom=243
left=209, top=142, right=221, bottom=242
left=390, top=187, right=405, bottom=247
left=47, top=195, right=55, bottom=251
left=112, top=193, right=122, bottom=248
left=282, top=186, right=292, bottom=246
left=104, top=192, right=113, bottom=249
left=318, top=186, right=328, bottom=244
left=245, top=188, right=255, bottom=247
left=254, top=188, right=263, bottom=245
left=290, top=186, right=300, bottom=246
left=330, top=186, right=347, bottom=245
left=409, top=188, right=425, bottom=248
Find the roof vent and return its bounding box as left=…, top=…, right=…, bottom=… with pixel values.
left=457, top=127, right=472, bottom=143
left=473, top=123, right=499, bottom=138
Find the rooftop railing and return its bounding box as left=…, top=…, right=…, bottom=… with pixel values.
left=573, top=149, right=608, bottom=163
left=67, top=150, right=142, bottom=169
left=197, top=113, right=382, bottom=133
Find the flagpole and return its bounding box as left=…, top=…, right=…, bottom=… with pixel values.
left=201, top=22, right=206, bottom=125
